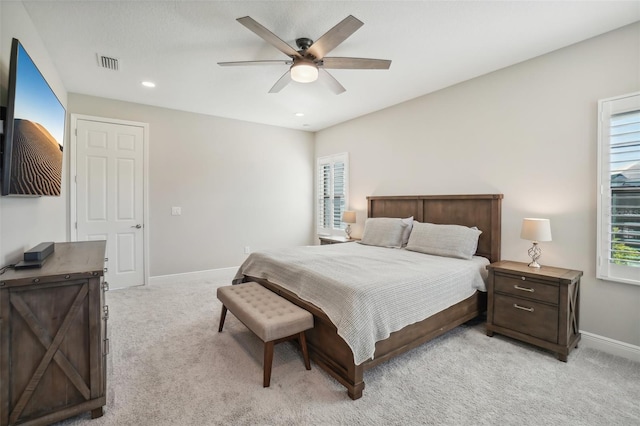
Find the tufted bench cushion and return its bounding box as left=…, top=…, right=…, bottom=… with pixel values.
left=217, top=282, right=314, bottom=387
left=217, top=282, right=313, bottom=342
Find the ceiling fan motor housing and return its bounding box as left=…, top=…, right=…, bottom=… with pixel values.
left=296, top=37, right=314, bottom=52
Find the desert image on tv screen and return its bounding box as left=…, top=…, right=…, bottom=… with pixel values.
left=10, top=43, right=65, bottom=196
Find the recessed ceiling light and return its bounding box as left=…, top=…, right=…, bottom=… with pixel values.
left=295, top=112, right=305, bottom=117
left=142, top=81, right=156, bottom=88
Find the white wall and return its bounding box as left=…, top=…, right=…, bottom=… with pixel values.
left=316, top=23, right=640, bottom=347
left=68, top=94, right=315, bottom=277
left=0, top=2, right=69, bottom=265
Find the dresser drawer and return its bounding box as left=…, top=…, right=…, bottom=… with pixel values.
left=493, top=294, right=559, bottom=342
left=494, top=273, right=558, bottom=305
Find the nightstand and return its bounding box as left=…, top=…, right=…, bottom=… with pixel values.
left=319, top=235, right=359, bottom=245
left=486, top=261, right=582, bottom=362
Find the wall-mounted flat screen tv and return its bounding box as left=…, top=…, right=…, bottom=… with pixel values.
left=1, top=38, right=66, bottom=196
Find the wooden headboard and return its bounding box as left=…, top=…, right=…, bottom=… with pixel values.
left=367, top=194, right=503, bottom=263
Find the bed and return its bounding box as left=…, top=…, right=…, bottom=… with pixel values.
left=234, top=194, right=502, bottom=399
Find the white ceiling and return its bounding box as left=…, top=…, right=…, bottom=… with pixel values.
left=22, top=1, right=640, bottom=132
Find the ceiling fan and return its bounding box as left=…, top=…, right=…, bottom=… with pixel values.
left=218, top=15, right=391, bottom=94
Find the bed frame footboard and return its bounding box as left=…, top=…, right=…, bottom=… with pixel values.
left=250, top=277, right=485, bottom=400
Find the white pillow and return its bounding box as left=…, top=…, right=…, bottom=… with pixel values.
left=405, top=222, right=482, bottom=260
left=359, top=217, right=408, bottom=248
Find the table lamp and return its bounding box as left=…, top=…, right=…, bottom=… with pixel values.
left=342, top=211, right=356, bottom=239
left=520, top=218, right=552, bottom=268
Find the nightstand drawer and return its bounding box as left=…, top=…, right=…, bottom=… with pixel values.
left=494, top=273, right=558, bottom=305
left=493, top=294, right=558, bottom=342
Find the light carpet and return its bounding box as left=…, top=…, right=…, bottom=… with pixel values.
left=56, top=280, right=640, bottom=425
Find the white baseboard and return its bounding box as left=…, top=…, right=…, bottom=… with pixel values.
left=149, top=267, right=238, bottom=286
left=580, top=331, right=640, bottom=362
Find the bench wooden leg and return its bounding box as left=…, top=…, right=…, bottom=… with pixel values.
left=264, top=341, right=274, bottom=387
left=299, top=332, right=311, bottom=370
left=218, top=305, right=227, bottom=332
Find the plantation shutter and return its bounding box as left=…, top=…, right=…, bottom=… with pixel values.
left=317, top=153, right=349, bottom=235
left=597, top=93, right=640, bottom=285
left=333, top=160, right=346, bottom=228
left=318, top=163, right=331, bottom=230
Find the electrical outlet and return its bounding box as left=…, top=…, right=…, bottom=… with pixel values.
left=171, top=207, right=181, bottom=216
left=244, top=246, right=251, bottom=254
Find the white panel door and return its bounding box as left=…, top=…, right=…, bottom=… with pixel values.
left=76, top=119, right=144, bottom=288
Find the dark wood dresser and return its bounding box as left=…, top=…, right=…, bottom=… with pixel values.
left=0, top=241, right=108, bottom=425
left=486, top=260, right=582, bottom=361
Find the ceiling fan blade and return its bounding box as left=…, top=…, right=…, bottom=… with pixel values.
left=237, top=16, right=300, bottom=58
left=218, top=60, right=291, bottom=67
left=319, top=69, right=346, bottom=95
left=269, top=70, right=292, bottom=93
left=307, top=15, right=364, bottom=60
left=322, top=57, right=391, bottom=70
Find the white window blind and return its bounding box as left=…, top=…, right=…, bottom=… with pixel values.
left=317, top=153, right=349, bottom=235
left=597, top=92, right=640, bottom=285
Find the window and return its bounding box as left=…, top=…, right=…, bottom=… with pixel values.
left=597, top=92, right=640, bottom=285
left=317, top=153, right=349, bottom=235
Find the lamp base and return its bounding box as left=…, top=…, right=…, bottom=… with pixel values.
left=345, top=224, right=352, bottom=239
left=527, top=242, right=542, bottom=268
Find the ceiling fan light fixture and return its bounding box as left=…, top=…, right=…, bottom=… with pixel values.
left=290, top=61, right=318, bottom=83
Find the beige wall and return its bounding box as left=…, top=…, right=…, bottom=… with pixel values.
left=68, top=95, right=315, bottom=277
left=316, top=23, right=640, bottom=347
left=0, top=2, right=69, bottom=265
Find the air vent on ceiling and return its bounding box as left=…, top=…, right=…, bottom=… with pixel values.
left=97, top=54, right=119, bottom=71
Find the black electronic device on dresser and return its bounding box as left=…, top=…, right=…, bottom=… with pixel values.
left=486, top=261, right=582, bottom=362
left=14, top=242, right=55, bottom=269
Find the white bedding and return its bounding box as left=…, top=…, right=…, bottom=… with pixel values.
left=233, top=243, right=489, bottom=365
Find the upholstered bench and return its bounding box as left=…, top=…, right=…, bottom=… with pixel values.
left=217, top=282, right=314, bottom=387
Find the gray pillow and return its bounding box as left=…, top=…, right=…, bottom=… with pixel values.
left=359, top=218, right=408, bottom=248
left=405, top=222, right=482, bottom=260
left=401, top=216, right=414, bottom=247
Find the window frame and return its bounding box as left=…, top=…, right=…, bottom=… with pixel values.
left=597, top=92, right=640, bottom=286
left=316, top=153, right=349, bottom=236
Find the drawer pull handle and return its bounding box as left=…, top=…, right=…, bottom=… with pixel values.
left=521, top=276, right=526, bottom=281
left=514, top=303, right=534, bottom=312
left=514, top=284, right=534, bottom=293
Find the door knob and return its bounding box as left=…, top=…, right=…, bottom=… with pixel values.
left=131, top=224, right=142, bottom=229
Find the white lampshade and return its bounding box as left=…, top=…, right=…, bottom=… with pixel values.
left=342, top=211, right=356, bottom=224
left=290, top=61, right=318, bottom=83
left=520, top=218, right=552, bottom=242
